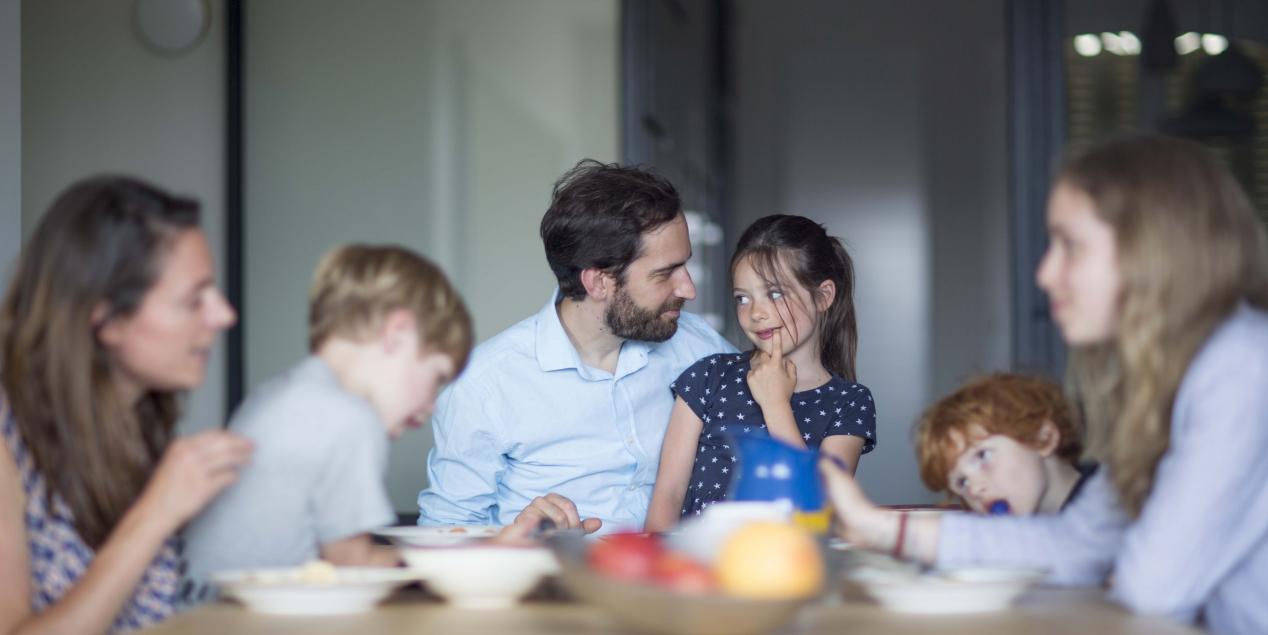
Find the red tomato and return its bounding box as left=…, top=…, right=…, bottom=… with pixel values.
left=588, top=533, right=664, bottom=581
left=652, top=553, right=716, bottom=594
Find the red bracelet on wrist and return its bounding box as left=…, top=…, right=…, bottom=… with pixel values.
left=892, top=511, right=909, bottom=560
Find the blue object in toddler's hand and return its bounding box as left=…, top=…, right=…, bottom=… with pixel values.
left=988, top=500, right=1011, bottom=515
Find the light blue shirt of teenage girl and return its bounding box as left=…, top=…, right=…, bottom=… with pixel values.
left=417, top=292, right=735, bottom=531
left=937, top=304, right=1268, bottom=635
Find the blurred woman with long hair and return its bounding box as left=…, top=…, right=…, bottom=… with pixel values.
left=0, top=177, right=251, bottom=634
left=821, top=135, right=1268, bottom=635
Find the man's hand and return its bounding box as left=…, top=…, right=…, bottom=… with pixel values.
left=511, top=493, right=603, bottom=534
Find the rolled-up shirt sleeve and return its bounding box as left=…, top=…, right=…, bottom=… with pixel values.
left=417, top=379, right=507, bottom=525
left=937, top=471, right=1128, bottom=585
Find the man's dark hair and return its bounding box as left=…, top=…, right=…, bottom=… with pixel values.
left=540, top=159, right=682, bottom=301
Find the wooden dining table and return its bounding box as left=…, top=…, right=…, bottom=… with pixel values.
left=143, top=585, right=1203, bottom=634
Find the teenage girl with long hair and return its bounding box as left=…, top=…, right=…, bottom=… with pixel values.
left=821, top=135, right=1268, bottom=635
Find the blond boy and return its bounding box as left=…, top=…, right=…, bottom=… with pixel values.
left=184, top=245, right=471, bottom=587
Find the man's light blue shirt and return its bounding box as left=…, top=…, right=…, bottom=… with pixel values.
left=418, top=293, right=735, bottom=531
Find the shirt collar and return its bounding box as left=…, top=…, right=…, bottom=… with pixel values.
left=535, top=290, right=582, bottom=373
left=534, top=289, right=654, bottom=378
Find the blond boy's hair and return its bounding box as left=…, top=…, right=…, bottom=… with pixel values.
left=914, top=373, right=1082, bottom=494
left=308, top=244, right=473, bottom=371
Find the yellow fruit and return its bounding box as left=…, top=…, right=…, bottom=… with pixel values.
left=715, top=522, right=824, bottom=599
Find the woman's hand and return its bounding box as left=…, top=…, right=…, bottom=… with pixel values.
left=819, top=456, right=889, bottom=547
left=820, top=457, right=942, bottom=564
left=0, top=430, right=252, bottom=635
left=747, top=333, right=797, bottom=409
left=139, top=430, right=252, bottom=532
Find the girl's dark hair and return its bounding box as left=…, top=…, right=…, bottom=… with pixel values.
left=0, top=176, right=200, bottom=548
left=731, top=214, right=859, bottom=380
left=540, top=159, right=682, bottom=301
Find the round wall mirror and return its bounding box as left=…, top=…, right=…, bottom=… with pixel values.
left=133, top=0, right=210, bottom=55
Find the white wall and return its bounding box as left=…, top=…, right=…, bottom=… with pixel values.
left=244, top=0, right=618, bottom=513
left=20, top=0, right=227, bottom=433
left=1, top=0, right=19, bottom=284
left=735, top=0, right=1009, bottom=505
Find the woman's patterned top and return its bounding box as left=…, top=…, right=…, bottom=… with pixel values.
left=1, top=399, right=182, bottom=633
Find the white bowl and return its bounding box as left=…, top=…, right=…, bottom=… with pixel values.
left=211, top=566, right=419, bottom=615
left=399, top=545, right=557, bottom=609
left=374, top=524, right=501, bottom=547
left=848, top=565, right=1045, bottom=614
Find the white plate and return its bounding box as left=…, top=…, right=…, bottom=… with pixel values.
left=849, top=566, right=1045, bottom=614
left=373, top=524, right=501, bottom=547
left=212, top=566, right=419, bottom=615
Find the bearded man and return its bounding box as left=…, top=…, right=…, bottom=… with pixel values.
left=417, top=160, right=734, bottom=532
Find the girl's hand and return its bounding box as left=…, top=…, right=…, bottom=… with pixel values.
left=139, top=429, right=253, bottom=532
left=747, top=331, right=797, bottom=408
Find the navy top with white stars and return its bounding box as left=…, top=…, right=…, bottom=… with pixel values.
left=669, top=352, right=877, bottom=518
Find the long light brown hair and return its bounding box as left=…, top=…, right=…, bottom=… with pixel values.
left=1060, top=135, right=1268, bottom=517
left=0, top=176, right=200, bottom=548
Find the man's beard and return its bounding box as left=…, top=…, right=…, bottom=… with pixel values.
left=604, top=284, right=685, bottom=343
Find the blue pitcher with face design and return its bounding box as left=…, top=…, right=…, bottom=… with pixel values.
left=729, top=435, right=829, bottom=532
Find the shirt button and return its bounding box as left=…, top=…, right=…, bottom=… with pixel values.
left=628, top=484, right=639, bottom=491
left=626, top=435, right=635, bottom=444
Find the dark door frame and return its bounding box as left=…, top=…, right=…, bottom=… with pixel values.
left=1008, top=0, right=1067, bottom=378
left=225, top=0, right=244, bottom=416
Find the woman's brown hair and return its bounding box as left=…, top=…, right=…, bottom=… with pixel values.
left=0, top=176, right=200, bottom=548
left=1060, top=135, right=1268, bottom=517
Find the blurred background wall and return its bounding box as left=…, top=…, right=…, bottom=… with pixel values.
left=241, top=0, right=618, bottom=510
left=9, top=0, right=1267, bottom=514
left=17, top=0, right=228, bottom=436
